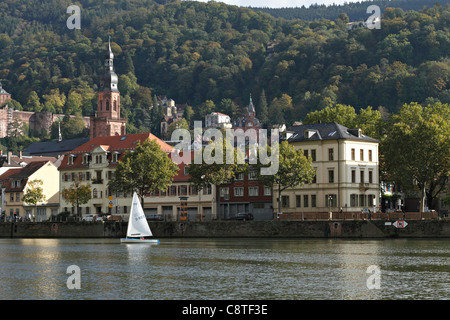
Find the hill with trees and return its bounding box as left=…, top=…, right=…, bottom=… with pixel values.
left=0, top=0, right=448, bottom=144
left=252, top=0, right=450, bottom=21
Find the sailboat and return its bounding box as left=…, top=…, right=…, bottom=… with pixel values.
left=120, top=192, right=160, bottom=244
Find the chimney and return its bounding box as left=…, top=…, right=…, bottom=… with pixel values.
left=19, top=151, right=22, bottom=159
left=7, top=151, right=12, bottom=165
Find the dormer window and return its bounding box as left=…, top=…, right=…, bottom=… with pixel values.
left=112, top=152, right=119, bottom=163
left=68, top=154, right=75, bottom=166
left=82, top=153, right=89, bottom=165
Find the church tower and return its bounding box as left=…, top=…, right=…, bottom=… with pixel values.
left=90, top=39, right=127, bottom=138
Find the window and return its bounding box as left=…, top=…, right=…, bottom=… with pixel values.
left=203, top=184, right=212, bottom=195
left=359, top=194, right=366, bottom=207
left=368, top=150, right=373, bottom=162
left=328, top=148, right=334, bottom=161
left=369, top=171, right=373, bottom=184
left=184, top=166, right=190, bottom=175
left=304, top=150, right=309, bottom=158
left=82, top=154, right=89, bottom=164
left=311, top=169, right=317, bottom=183
left=95, top=155, right=103, bottom=164
left=351, top=148, right=355, bottom=161
left=170, top=186, right=177, bottom=196
left=248, top=170, right=257, bottom=180
left=106, top=99, right=110, bottom=111
left=311, top=195, right=316, bottom=207
left=296, top=195, right=301, bottom=207
left=16, top=192, right=20, bottom=202
left=360, top=149, right=364, bottom=161
left=311, top=149, right=316, bottom=161
left=248, top=186, right=259, bottom=197
left=234, top=187, right=244, bottom=197
left=281, top=196, right=290, bottom=208
left=264, top=186, right=272, bottom=196
left=352, top=170, right=356, bottom=183
left=328, top=170, right=334, bottom=183
left=68, top=155, right=74, bottom=165
left=360, top=170, right=364, bottom=183
left=10, top=193, right=14, bottom=202
left=112, top=152, right=119, bottom=162
left=236, top=173, right=244, bottom=181
left=350, top=194, right=357, bottom=207
left=220, top=187, right=229, bottom=197
left=303, top=195, right=309, bottom=208
left=180, top=185, right=187, bottom=195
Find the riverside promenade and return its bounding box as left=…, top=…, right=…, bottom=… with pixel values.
left=0, top=219, right=449, bottom=239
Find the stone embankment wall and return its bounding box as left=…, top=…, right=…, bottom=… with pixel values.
left=0, top=220, right=449, bottom=238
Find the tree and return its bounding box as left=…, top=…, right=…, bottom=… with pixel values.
left=26, top=91, right=42, bottom=112
left=382, top=102, right=450, bottom=212
left=257, top=140, right=316, bottom=214
left=188, top=137, right=247, bottom=219
left=22, top=179, right=46, bottom=221
left=108, top=138, right=179, bottom=204
left=61, top=176, right=92, bottom=218
left=258, top=89, right=269, bottom=125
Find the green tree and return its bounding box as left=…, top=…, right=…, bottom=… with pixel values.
left=258, top=89, right=269, bottom=125
left=108, top=138, right=179, bottom=204
left=26, top=91, right=42, bottom=112
left=188, top=137, right=247, bottom=219
left=22, top=179, right=46, bottom=221
left=61, top=177, right=92, bottom=218
left=382, top=102, right=450, bottom=212
left=257, top=140, right=316, bottom=214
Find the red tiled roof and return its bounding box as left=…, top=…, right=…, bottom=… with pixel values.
left=0, top=161, right=49, bottom=192
left=59, top=133, right=174, bottom=170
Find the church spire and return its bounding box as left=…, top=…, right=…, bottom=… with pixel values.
left=248, top=94, right=255, bottom=116
left=100, top=38, right=118, bottom=92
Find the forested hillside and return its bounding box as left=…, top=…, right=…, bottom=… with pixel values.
left=0, top=0, right=449, bottom=139
left=252, top=0, right=450, bottom=21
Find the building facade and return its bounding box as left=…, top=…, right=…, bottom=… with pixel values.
left=58, top=133, right=170, bottom=217
left=0, top=161, right=60, bottom=221
left=280, top=123, right=380, bottom=215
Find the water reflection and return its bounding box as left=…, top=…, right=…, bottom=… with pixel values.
left=0, top=238, right=448, bottom=300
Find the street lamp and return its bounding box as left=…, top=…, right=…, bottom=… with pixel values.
left=328, top=195, right=333, bottom=220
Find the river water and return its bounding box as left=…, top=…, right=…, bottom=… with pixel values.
left=0, top=238, right=448, bottom=300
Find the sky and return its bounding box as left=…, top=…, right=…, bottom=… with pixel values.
left=189, top=0, right=367, bottom=8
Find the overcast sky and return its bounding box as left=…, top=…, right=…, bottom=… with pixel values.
left=189, top=0, right=367, bottom=8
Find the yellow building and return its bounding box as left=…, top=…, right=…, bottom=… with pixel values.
left=278, top=123, right=379, bottom=216
left=0, top=161, right=60, bottom=221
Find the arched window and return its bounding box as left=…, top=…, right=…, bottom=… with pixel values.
left=113, top=100, right=117, bottom=111
left=106, top=100, right=110, bottom=111
left=99, top=100, right=103, bottom=111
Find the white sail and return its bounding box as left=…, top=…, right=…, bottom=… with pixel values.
left=126, top=192, right=153, bottom=238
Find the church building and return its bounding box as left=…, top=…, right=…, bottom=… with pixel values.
left=90, top=40, right=127, bottom=138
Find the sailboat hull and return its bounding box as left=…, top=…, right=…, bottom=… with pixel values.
left=120, top=238, right=160, bottom=244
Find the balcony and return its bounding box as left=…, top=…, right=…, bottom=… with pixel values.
left=359, top=183, right=370, bottom=191
left=92, top=179, right=104, bottom=184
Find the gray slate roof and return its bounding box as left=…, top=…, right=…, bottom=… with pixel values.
left=287, top=122, right=378, bottom=143
left=24, top=137, right=90, bottom=157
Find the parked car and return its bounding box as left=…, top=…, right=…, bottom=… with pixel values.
left=147, top=214, right=164, bottom=221
left=230, top=212, right=254, bottom=221
left=82, top=214, right=102, bottom=222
